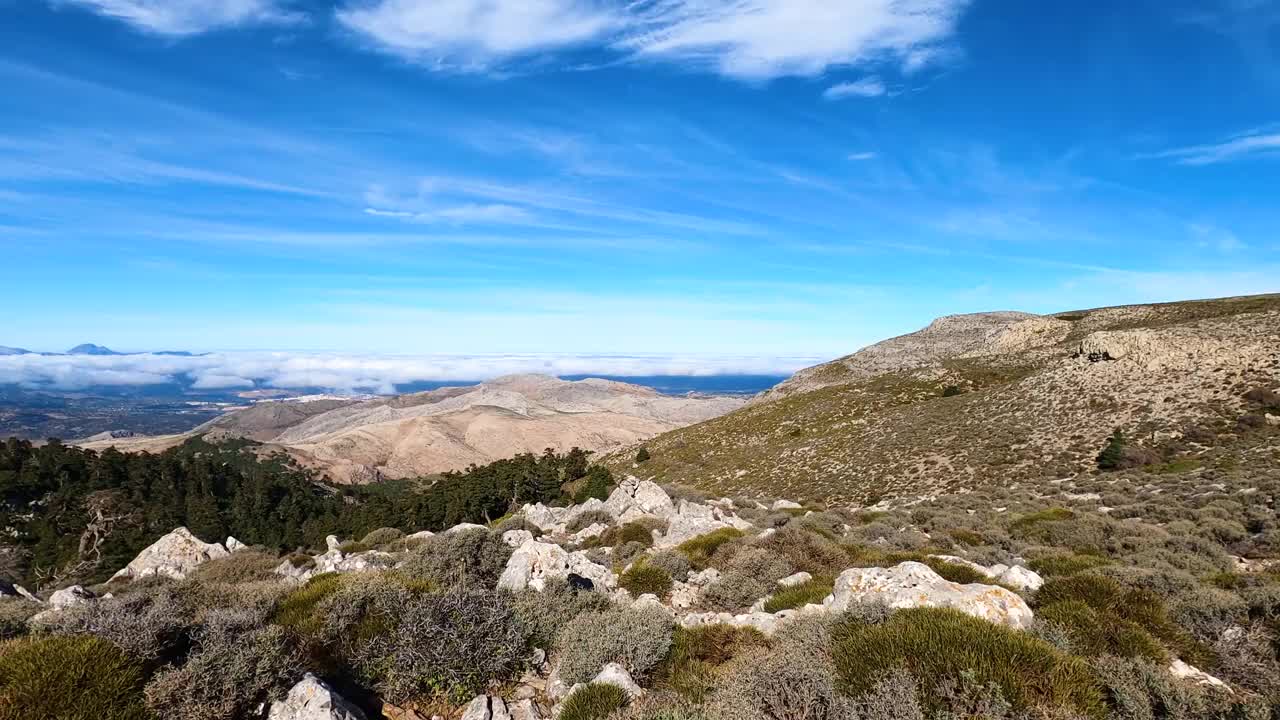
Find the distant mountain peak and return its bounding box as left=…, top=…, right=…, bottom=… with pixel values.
left=68, top=343, right=120, bottom=355
left=0, top=345, right=31, bottom=356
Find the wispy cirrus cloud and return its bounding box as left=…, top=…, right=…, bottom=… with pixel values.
left=823, top=78, right=887, bottom=99
left=50, top=0, right=304, bottom=36
left=1145, top=129, right=1280, bottom=165
left=336, top=0, right=970, bottom=80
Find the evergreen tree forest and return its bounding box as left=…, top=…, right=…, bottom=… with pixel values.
left=0, top=436, right=607, bottom=587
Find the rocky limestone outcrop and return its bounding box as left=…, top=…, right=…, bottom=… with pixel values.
left=927, top=554, right=1044, bottom=592
left=461, top=695, right=511, bottom=720
left=497, top=539, right=616, bottom=592
left=824, top=561, right=1034, bottom=629
left=111, top=527, right=229, bottom=582
left=591, top=663, right=643, bottom=698
left=655, top=500, right=749, bottom=548
left=268, top=674, right=367, bottom=720
left=1169, top=659, right=1228, bottom=690
left=274, top=535, right=395, bottom=583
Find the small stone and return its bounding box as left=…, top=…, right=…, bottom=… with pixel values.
left=591, top=663, right=643, bottom=698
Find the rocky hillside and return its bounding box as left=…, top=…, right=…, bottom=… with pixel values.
left=78, top=374, right=744, bottom=483
left=607, top=294, right=1280, bottom=504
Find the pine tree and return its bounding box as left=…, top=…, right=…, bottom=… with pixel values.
left=1096, top=428, right=1127, bottom=471
left=635, top=447, right=651, bottom=463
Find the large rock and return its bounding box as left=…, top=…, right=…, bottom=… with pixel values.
left=268, top=673, right=367, bottom=720
left=111, top=527, right=229, bottom=582
left=607, top=476, right=675, bottom=521
left=461, top=695, right=511, bottom=720
left=654, top=500, right=747, bottom=548
left=592, top=663, right=643, bottom=698
left=49, top=585, right=95, bottom=610
left=497, top=539, right=616, bottom=592
left=1169, top=660, right=1228, bottom=690
left=824, top=562, right=1034, bottom=629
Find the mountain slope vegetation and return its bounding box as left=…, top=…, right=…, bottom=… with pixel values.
left=608, top=294, right=1280, bottom=504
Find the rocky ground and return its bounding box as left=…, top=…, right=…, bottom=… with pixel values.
left=3, top=452, right=1277, bottom=719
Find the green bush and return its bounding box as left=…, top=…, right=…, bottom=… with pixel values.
left=920, top=558, right=988, bottom=585
left=831, top=607, right=1104, bottom=718
left=620, top=562, right=674, bottom=597
left=595, top=521, right=658, bottom=549
left=948, top=528, right=985, bottom=546
left=0, top=635, right=152, bottom=720
left=676, top=528, right=744, bottom=570
left=1090, top=655, right=1234, bottom=720
left=656, top=624, right=768, bottom=702
left=556, top=605, right=674, bottom=685
left=561, top=682, right=629, bottom=720
left=1034, top=575, right=1196, bottom=663
left=764, top=577, right=834, bottom=613
left=397, top=528, right=512, bottom=588
left=707, top=630, right=848, bottom=720
left=756, top=527, right=851, bottom=577
left=269, top=572, right=343, bottom=637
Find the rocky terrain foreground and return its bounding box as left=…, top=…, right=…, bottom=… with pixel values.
left=4, top=455, right=1277, bottom=719
left=78, top=374, right=744, bottom=483
left=613, top=294, right=1280, bottom=504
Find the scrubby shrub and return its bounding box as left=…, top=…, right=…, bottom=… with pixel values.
left=757, top=527, right=850, bottom=577
left=596, top=521, right=658, bottom=549
left=360, top=584, right=529, bottom=704
left=513, top=579, right=612, bottom=648
left=657, top=624, right=769, bottom=702
left=341, top=527, right=406, bottom=553
left=561, top=682, right=629, bottom=720
left=188, top=548, right=282, bottom=584
left=0, top=634, right=152, bottom=720
left=848, top=668, right=924, bottom=720
left=492, top=514, right=543, bottom=537
left=676, top=528, right=744, bottom=570
left=1170, top=588, right=1247, bottom=644
left=1090, top=655, right=1215, bottom=720
left=921, top=558, right=988, bottom=585
left=43, top=588, right=190, bottom=664
left=621, top=562, right=674, bottom=597
left=701, top=548, right=792, bottom=612
left=144, top=610, right=301, bottom=720
left=1036, top=601, right=1168, bottom=662
left=398, top=528, right=512, bottom=588
left=0, top=599, right=38, bottom=641
left=708, top=631, right=849, bottom=720
left=831, top=608, right=1104, bottom=718
left=1029, top=553, right=1111, bottom=577
left=764, top=577, right=834, bottom=613
left=648, top=550, right=692, bottom=583
left=948, top=529, right=985, bottom=546
left=568, top=510, right=615, bottom=533
left=556, top=605, right=674, bottom=685
left=615, top=541, right=651, bottom=568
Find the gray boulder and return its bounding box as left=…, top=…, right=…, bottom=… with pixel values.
left=267, top=673, right=366, bottom=720
left=497, top=539, right=615, bottom=592
left=110, top=527, right=230, bottom=581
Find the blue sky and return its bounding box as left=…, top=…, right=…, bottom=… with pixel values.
left=3, top=0, right=1279, bottom=364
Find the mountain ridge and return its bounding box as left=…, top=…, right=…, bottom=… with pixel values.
left=606, top=293, right=1280, bottom=504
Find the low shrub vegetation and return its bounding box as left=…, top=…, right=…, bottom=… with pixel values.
left=0, top=635, right=153, bottom=720
left=620, top=561, right=674, bottom=597
left=560, top=682, right=629, bottom=720
left=676, top=528, right=744, bottom=569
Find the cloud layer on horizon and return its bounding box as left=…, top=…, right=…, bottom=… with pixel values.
left=0, top=351, right=821, bottom=393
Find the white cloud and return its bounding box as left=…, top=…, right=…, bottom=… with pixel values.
left=52, top=0, right=303, bottom=36
left=335, top=0, right=968, bottom=79
left=1146, top=130, right=1280, bottom=165
left=824, top=77, right=887, bottom=99
left=337, top=0, right=621, bottom=68
left=0, top=351, right=817, bottom=393
left=847, top=151, right=878, bottom=161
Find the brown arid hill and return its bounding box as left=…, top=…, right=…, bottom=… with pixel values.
left=77, top=374, right=744, bottom=483
left=604, top=294, right=1280, bottom=506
